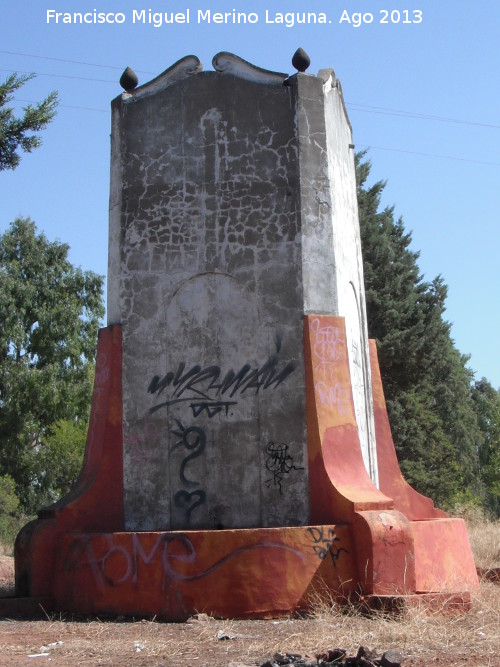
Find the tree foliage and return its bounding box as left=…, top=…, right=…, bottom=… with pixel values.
left=0, top=73, right=58, bottom=171
left=0, top=474, right=21, bottom=546
left=471, top=378, right=500, bottom=516
left=0, top=218, right=104, bottom=511
left=36, top=418, right=89, bottom=502
left=356, top=154, right=486, bottom=509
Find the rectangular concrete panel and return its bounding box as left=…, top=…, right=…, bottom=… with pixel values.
left=110, top=71, right=308, bottom=530
left=108, top=59, right=378, bottom=531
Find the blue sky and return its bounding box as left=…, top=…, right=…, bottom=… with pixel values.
left=1, top=1, right=499, bottom=388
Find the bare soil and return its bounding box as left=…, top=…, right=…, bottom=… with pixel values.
left=0, top=556, right=498, bottom=666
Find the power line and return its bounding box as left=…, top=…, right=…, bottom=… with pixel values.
left=0, top=67, right=116, bottom=84
left=1, top=52, right=498, bottom=131
left=358, top=144, right=500, bottom=167
left=348, top=103, right=500, bottom=130
left=3, top=64, right=499, bottom=166
left=16, top=98, right=108, bottom=113
left=0, top=49, right=155, bottom=75
left=13, top=97, right=500, bottom=166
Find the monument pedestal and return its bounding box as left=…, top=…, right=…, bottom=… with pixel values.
left=8, top=53, right=478, bottom=618
left=12, top=319, right=478, bottom=619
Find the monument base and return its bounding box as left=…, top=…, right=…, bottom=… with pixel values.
left=10, top=520, right=476, bottom=621
left=11, top=321, right=478, bottom=620
left=49, top=525, right=357, bottom=620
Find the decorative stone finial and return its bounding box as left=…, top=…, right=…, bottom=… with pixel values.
left=292, top=48, right=310, bottom=73
left=120, top=66, right=139, bottom=91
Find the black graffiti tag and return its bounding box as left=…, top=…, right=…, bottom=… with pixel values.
left=171, top=420, right=206, bottom=488
left=147, top=352, right=296, bottom=417
left=307, top=526, right=349, bottom=566
left=171, top=420, right=207, bottom=525
left=173, top=490, right=206, bottom=525
left=265, top=441, right=304, bottom=494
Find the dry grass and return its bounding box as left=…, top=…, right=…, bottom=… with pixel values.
left=1, top=587, right=498, bottom=666
left=305, top=582, right=500, bottom=665
left=467, top=519, right=500, bottom=570
left=0, top=541, right=11, bottom=558
left=0, top=579, right=498, bottom=666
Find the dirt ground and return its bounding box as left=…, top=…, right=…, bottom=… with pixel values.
left=0, top=556, right=498, bottom=667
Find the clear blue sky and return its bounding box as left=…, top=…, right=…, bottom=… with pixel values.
left=2, top=1, right=499, bottom=388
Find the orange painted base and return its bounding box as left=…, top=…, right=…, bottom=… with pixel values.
left=367, top=338, right=478, bottom=597
left=412, top=519, right=479, bottom=593
left=15, top=325, right=124, bottom=599
left=303, top=316, right=478, bottom=600
left=369, top=340, right=447, bottom=521
left=11, top=318, right=478, bottom=620
left=51, top=525, right=357, bottom=620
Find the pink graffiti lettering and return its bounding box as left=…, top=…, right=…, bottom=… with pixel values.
left=80, top=533, right=304, bottom=591
left=310, top=318, right=344, bottom=366
left=315, top=380, right=350, bottom=414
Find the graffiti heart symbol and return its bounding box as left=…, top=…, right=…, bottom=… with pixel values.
left=174, top=490, right=206, bottom=523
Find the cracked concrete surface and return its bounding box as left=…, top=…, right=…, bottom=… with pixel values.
left=107, top=65, right=376, bottom=531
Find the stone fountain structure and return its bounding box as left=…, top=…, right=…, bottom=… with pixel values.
left=11, top=51, right=478, bottom=619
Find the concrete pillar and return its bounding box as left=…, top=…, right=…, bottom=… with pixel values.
left=107, top=54, right=377, bottom=531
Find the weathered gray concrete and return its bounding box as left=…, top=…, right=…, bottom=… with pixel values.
left=107, top=54, right=377, bottom=530
left=321, top=72, right=377, bottom=480
left=296, top=69, right=377, bottom=479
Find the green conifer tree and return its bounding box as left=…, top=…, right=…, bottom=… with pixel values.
left=471, top=379, right=500, bottom=516
left=0, top=73, right=58, bottom=171
left=356, top=154, right=482, bottom=507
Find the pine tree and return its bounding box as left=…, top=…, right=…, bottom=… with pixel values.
left=471, top=379, right=500, bottom=516
left=356, top=154, right=482, bottom=507
left=0, top=73, right=58, bottom=171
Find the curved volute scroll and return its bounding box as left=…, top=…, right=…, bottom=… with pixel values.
left=212, top=52, right=288, bottom=84
left=122, top=55, right=203, bottom=101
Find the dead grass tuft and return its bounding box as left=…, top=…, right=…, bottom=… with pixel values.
left=467, top=519, right=500, bottom=569
left=299, top=580, right=500, bottom=664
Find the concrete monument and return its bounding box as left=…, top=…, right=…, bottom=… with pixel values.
left=11, top=51, right=478, bottom=620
